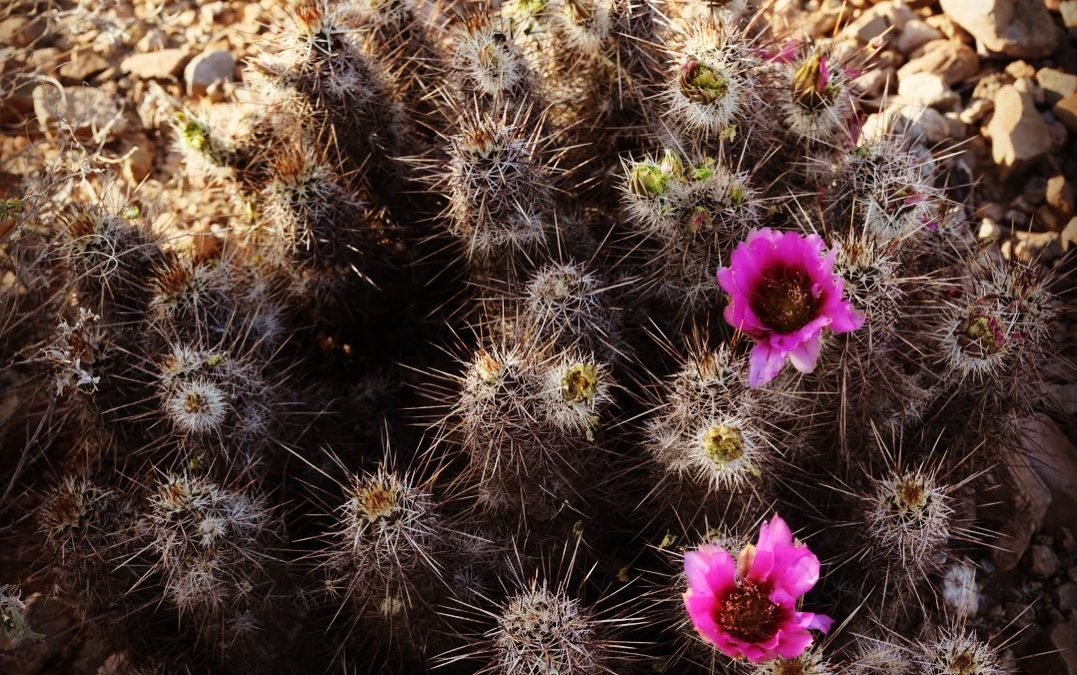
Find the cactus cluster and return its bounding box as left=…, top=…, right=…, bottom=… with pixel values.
left=0, top=1, right=1068, bottom=674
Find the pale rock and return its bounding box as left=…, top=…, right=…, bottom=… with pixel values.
left=940, top=0, right=1059, bottom=58
left=1047, top=175, right=1075, bottom=218
left=899, top=72, right=960, bottom=108
left=59, top=47, right=110, bottom=81
left=942, top=563, right=981, bottom=618
left=121, top=49, right=188, bottom=80
left=978, top=217, right=1003, bottom=240
left=898, top=39, right=979, bottom=85
left=853, top=68, right=893, bottom=97
left=926, top=13, right=971, bottom=42
left=1005, top=60, right=1038, bottom=80
left=986, top=85, right=1054, bottom=170
left=896, top=19, right=943, bottom=54
left=902, top=105, right=963, bottom=143
left=862, top=104, right=964, bottom=144
left=0, top=16, right=44, bottom=48
left=1063, top=217, right=1077, bottom=252
left=846, top=1, right=913, bottom=43
left=1061, top=1, right=1077, bottom=28
left=1037, top=67, right=1077, bottom=105
left=28, top=48, right=61, bottom=73
left=32, top=84, right=127, bottom=142
left=1012, top=230, right=1061, bottom=261
left=1054, top=92, right=1077, bottom=134
left=184, top=49, right=235, bottom=97
left=136, top=28, right=168, bottom=53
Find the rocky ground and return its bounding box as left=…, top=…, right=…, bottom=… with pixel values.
left=1, top=0, right=1076, bottom=673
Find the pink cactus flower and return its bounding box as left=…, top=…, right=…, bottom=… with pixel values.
left=716, top=228, right=864, bottom=387
left=683, top=515, right=833, bottom=663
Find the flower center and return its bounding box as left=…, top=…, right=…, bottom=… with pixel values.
left=561, top=363, right=599, bottom=403
left=749, top=265, right=819, bottom=334
left=956, top=310, right=1005, bottom=358
left=356, top=481, right=401, bottom=522
left=702, top=425, right=743, bottom=465
left=715, top=580, right=784, bottom=643
left=680, top=59, right=729, bottom=104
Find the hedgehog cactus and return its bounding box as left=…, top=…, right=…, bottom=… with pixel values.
left=0, top=2, right=1068, bottom=674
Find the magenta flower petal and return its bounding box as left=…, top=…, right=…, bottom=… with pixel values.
left=685, top=546, right=737, bottom=597
left=716, top=228, right=863, bottom=387
left=683, top=514, right=833, bottom=663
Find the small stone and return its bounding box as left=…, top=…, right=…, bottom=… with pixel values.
left=940, top=0, right=1059, bottom=58
left=1037, top=68, right=1077, bottom=105
left=1037, top=205, right=1065, bottom=230
left=1061, top=1, right=1077, bottom=28
left=1005, top=208, right=1029, bottom=227
left=978, top=217, right=1003, bottom=240
left=1047, top=175, right=1075, bottom=217
left=1047, top=118, right=1070, bottom=148
left=1014, top=77, right=1048, bottom=106
left=846, top=1, right=913, bottom=43
left=123, top=134, right=156, bottom=183
left=32, top=85, right=127, bottom=142
left=121, top=49, right=188, bottom=80
left=1061, top=584, right=1077, bottom=613
left=848, top=11, right=892, bottom=43
left=184, top=50, right=235, bottom=97
left=986, top=85, right=1054, bottom=170
left=1029, top=544, right=1062, bottom=577
left=58, top=48, right=110, bottom=82
left=1005, top=60, right=1038, bottom=80
left=853, top=68, right=893, bottom=97
left=1050, top=620, right=1077, bottom=675
left=136, top=28, right=168, bottom=53
left=1024, top=176, right=1049, bottom=205
left=972, top=71, right=1015, bottom=100
left=960, top=97, right=995, bottom=124
left=899, top=72, right=960, bottom=108
left=1004, top=602, right=1035, bottom=631
left=1012, top=195, right=1035, bottom=214
left=994, top=449, right=1052, bottom=571
left=897, top=19, right=943, bottom=55
left=1012, top=231, right=1061, bottom=261
left=1060, top=528, right=1076, bottom=552
left=0, top=16, right=44, bottom=48
left=898, top=40, right=979, bottom=85
left=1054, top=93, right=1077, bottom=134
left=1063, top=217, right=1077, bottom=252
left=902, top=104, right=964, bottom=143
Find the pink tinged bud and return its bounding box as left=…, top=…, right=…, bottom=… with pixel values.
left=715, top=228, right=864, bottom=387
left=683, top=515, right=833, bottom=663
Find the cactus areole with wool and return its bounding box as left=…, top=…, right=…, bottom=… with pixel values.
left=717, top=228, right=864, bottom=387
left=683, top=515, right=833, bottom=663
